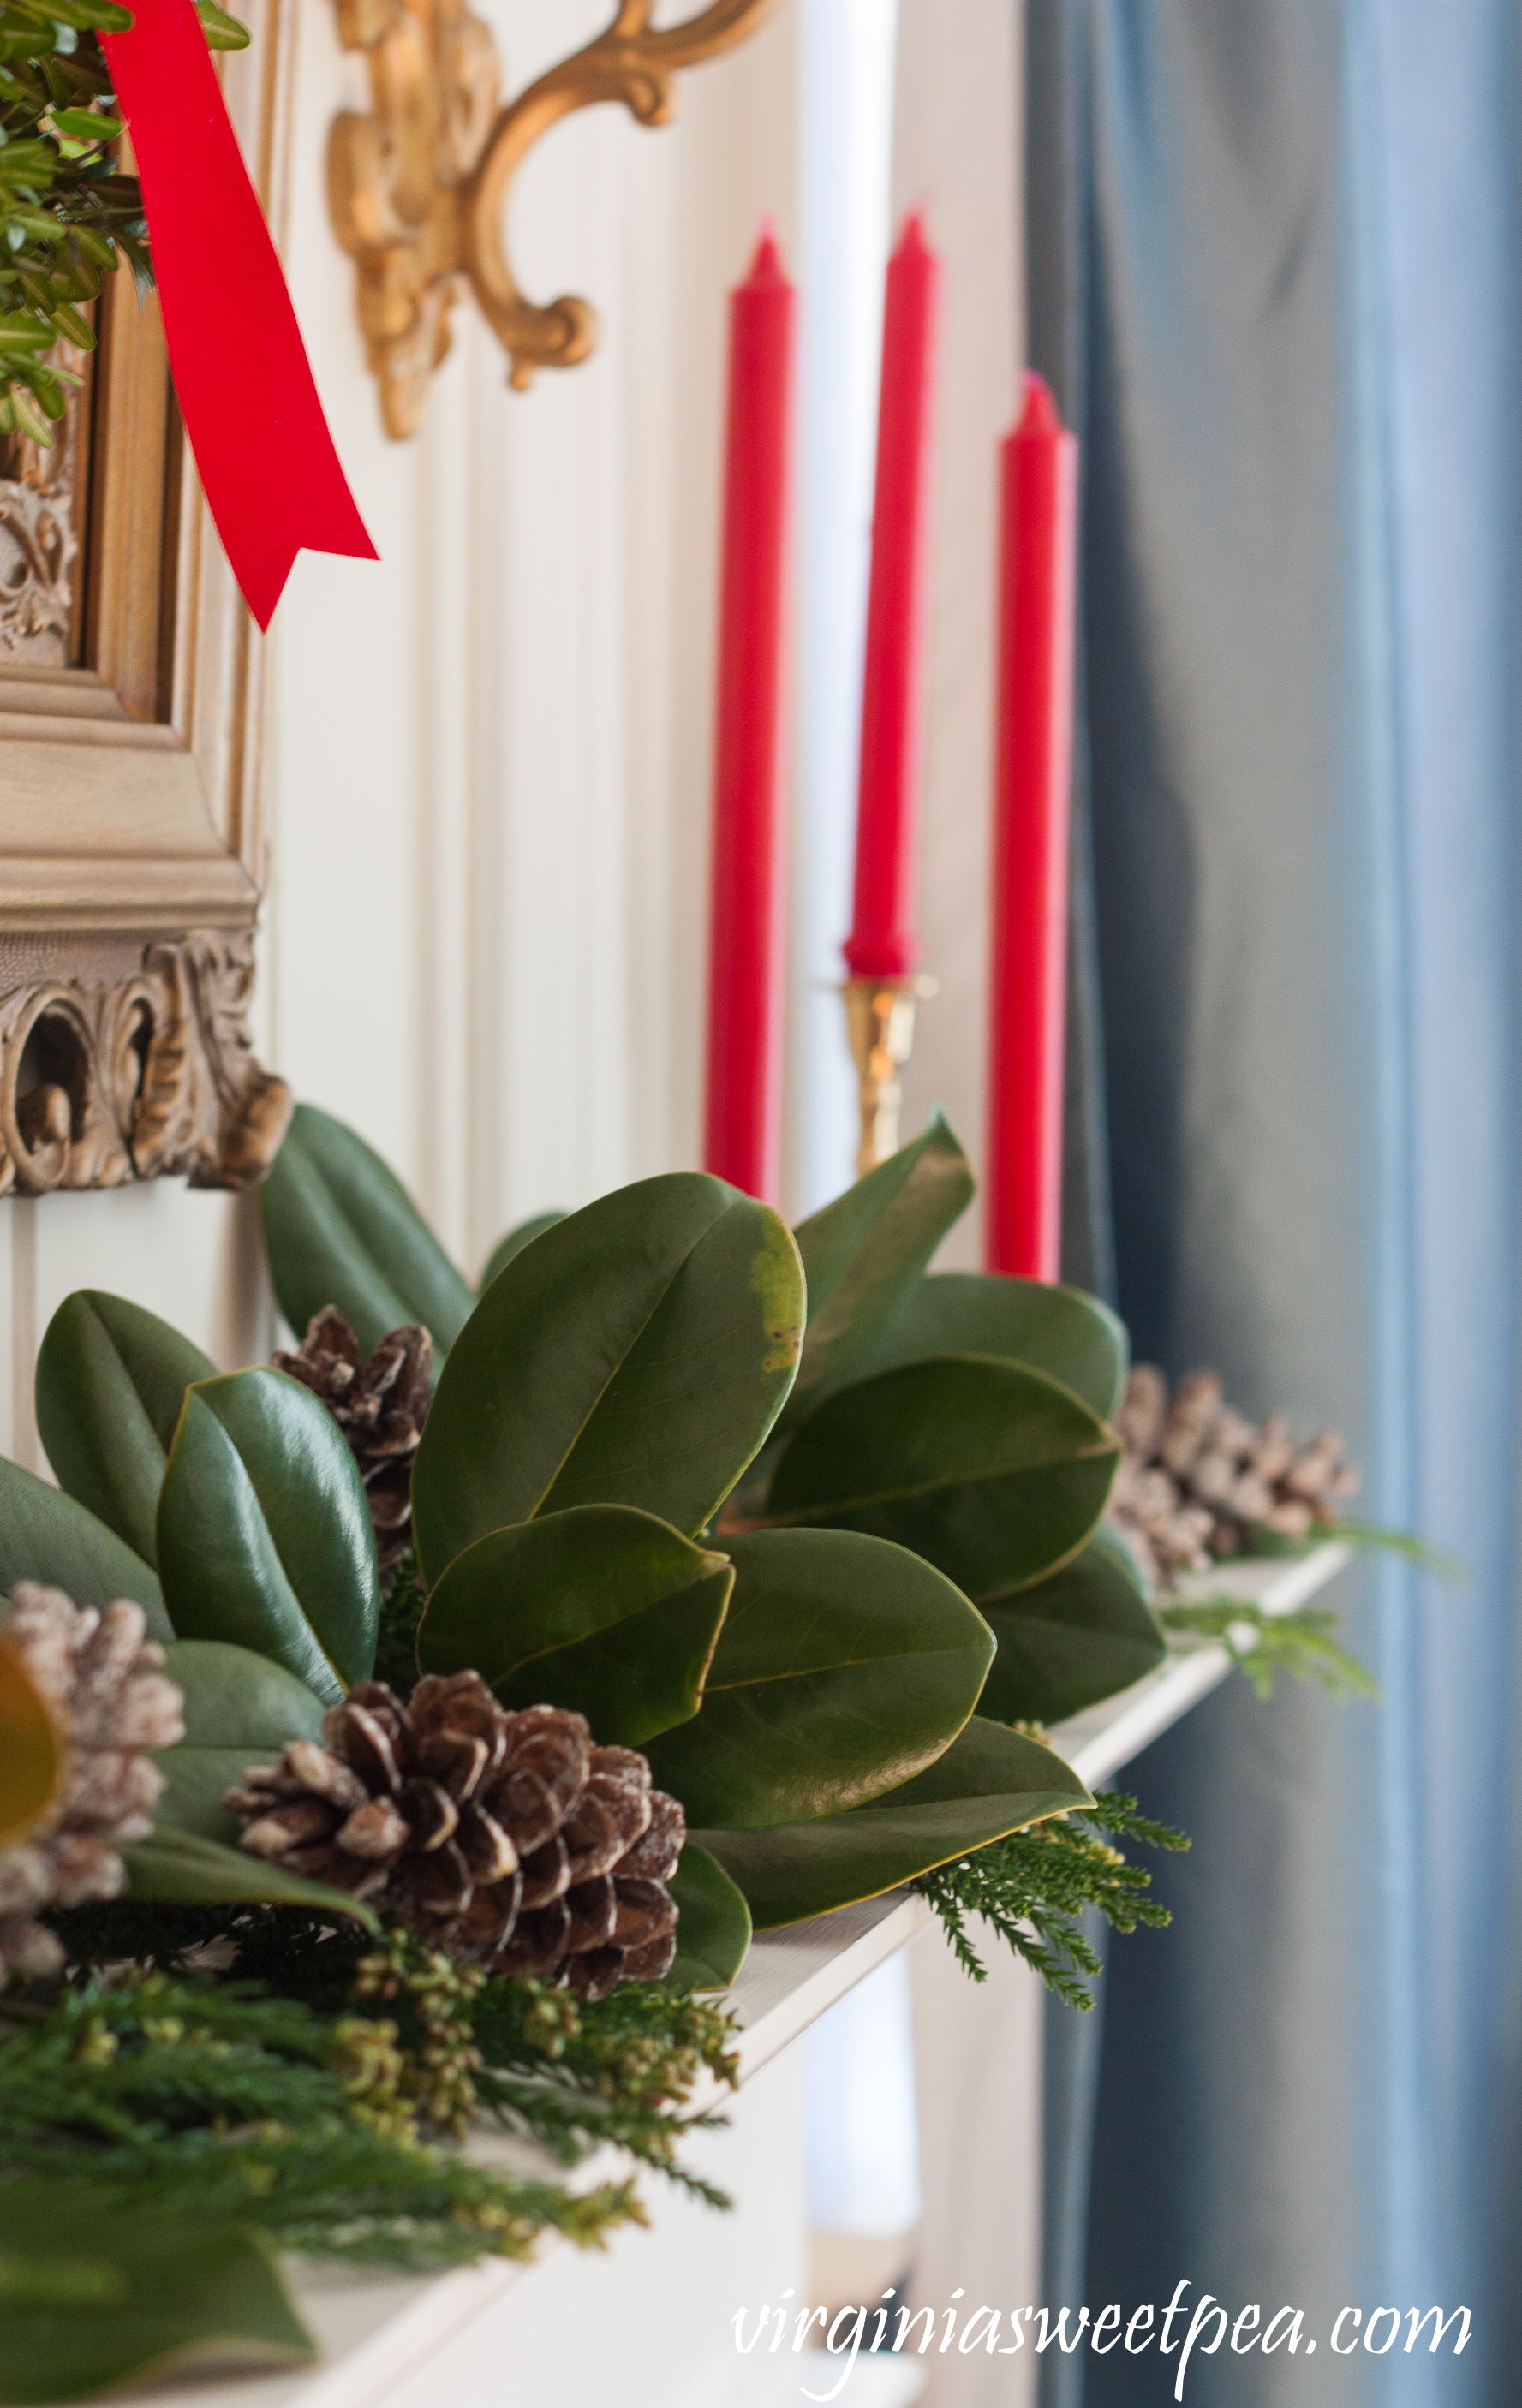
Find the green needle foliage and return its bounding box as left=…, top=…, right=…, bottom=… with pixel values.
left=1160, top=1598, right=1381, bottom=1702
left=914, top=1791, right=1190, bottom=2012
left=0, top=1970, right=641, bottom=2270
left=472, top=1969, right=741, bottom=2207
left=1320, top=1517, right=1467, bottom=1584
left=45, top=1901, right=743, bottom=2207
left=0, top=0, right=247, bottom=441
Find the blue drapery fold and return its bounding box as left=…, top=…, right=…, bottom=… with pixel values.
left=1029, top=3, right=1522, bottom=2400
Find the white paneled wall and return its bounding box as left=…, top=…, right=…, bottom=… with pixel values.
left=269, top=0, right=798, bottom=1278
left=892, top=0, right=1023, bottom=1269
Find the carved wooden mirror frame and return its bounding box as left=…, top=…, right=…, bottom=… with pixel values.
left=0, top=7, right=292, bottom=1199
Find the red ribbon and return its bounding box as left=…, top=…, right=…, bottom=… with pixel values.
left=102, top=0, right=376, bottom=629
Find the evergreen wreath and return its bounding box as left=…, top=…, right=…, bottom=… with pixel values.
left=0, top=0, right=245, bottom=442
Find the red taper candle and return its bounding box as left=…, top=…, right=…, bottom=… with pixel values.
left=986, top=373, right=1079, bottom=1280
left=845, top=212, right=943, bottom=981
left=702, top=227, right=797, bottom=1202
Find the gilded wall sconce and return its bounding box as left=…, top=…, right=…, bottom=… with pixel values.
left=328, top=0, right=782, bottom=439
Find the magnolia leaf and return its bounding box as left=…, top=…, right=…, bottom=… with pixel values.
left=0, top=2209, right=312, bottom=2407
left=153, top=1640, right=327, bottom=1845
left=693, top=1716, right=1091, bottom=1929
left=661, top=1844, right=752, bottom=1991
left=35, top=1290, right=216, bottom=1567
left=412, top=1174, right=804, bottom=1583
left=195, top=0, right=253, bottom=46
left=122, top=1825, right=376, bottom=1924
left=851, top=1270, right=1129, bottom=1421
left=0, top=1637, right=63, bottom=1851
left=417, top=1506, right=732, bottom=1745
left=643, top=1528, right=993, bottom=1829
left=782, top=1112, right=974, bottom=1428
left=0, top=1456, right=169, bottom=1640
left=156, top=1370, right=378, bottom=1707
left=766, top=1356, right=1120, bottom=1601
left=980, top=1527, right=1166, bottom=1724
left=478, top=1212, right=567, bottom=1294
left=259, top=1103, right=475, bottom=1368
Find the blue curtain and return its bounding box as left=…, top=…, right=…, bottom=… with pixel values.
left=1029, top=3, right=1522, bottom=2401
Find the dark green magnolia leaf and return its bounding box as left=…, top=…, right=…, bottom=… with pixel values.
left=766, top=1356, right=1120, bottom=1603
left=122, top=1825, right=375, bottom=1925
left=693, top=1716, right=1091, bottom=1928
left=0, top=1456, right=169, bottom=1641
left=0, top=2209, right=312, bottom=2406
left=783, top=1112, right=974, bottom=1428
left=153, top=1640, right=326, bottom=1845
left=259, top=1102, right=475, bottom=1368
left=35, top=1290, right=216, bottom=1567
left=412, top=1174, right=804, bottom=1582
left=662, top=1844, right=752, bottom=1990
left=851, top=1271, right=1129, bottom=1421
left=980, top=1527, right=1167, bottom=1725
left=643, top=1528, right=993, bottom=1828
left=478, top=1212, right=567, bottom=1294
left=156, top=1369, right=378, bottom=1707
left=417, top=1506, right=732, bottom=1746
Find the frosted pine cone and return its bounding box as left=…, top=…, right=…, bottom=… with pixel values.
left=227, top=1675, right=683, bottom=2000
left=0, top=1583, right=184, bottom=1986
left=273, top=1308, right=432, bottom=1574
left=1110, top=1365, right=1359, bottom=1588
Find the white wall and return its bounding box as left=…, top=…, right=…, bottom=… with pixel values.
left=892, top=0, right=1024, bottom=1269
left=268, top=0, right=799, bottom=1278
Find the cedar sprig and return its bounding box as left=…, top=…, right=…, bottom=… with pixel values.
left=914, top=1792, right=1190, bottom=2012
left=1159, top=1598, right=1381, bottom=1702
left=44, top=1902, right=743, bottom=2202
left=349, top=1927, right=486, bottom=2140
left=0, top=0, right=247, bottom=440
left=228, top=1910, right=744, bottom=2192
left=0, top=1969, right=642, bottom=2268
left=471, top=1975, right=741, bottom=2207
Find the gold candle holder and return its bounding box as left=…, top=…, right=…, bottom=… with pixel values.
left=844, top=975, right=937, bottom=1176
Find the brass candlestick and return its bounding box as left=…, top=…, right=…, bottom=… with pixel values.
left=844, top=975, right=937, bottom=1176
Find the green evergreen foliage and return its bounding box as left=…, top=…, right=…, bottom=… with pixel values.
left=471, top=1968, right=740, bottom=2206
left=913, top=1790, right=1190, bottom=2011
left=45, top=1900, right=742, bottom=2200
left=0, top=1969, right=641, bottom=2269
left=1159, top=1598, right=1381, bottom=1701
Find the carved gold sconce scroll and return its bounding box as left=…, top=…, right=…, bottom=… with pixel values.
left=329, top=0, right=783, bottom=438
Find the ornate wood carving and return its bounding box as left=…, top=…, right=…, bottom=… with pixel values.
left=0, top=933, right=290, bottom=1196
left=328, top=0, right=782, bottom=438
left=0, top=11, right=289, bottom=1201
left=0, top=338, right=91, bottom=666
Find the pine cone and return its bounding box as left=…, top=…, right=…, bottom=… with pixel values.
left=0, top=1584, right=184, bottom=1986
left=226, top=1676, right=683, bottom=2000
left=1109, top=1365, right=1359, bottom=1588
left=273, top=1308, right=432, bottom=1574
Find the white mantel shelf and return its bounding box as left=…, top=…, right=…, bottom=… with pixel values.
left=95, top=1545, right=1351, bottom=2408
